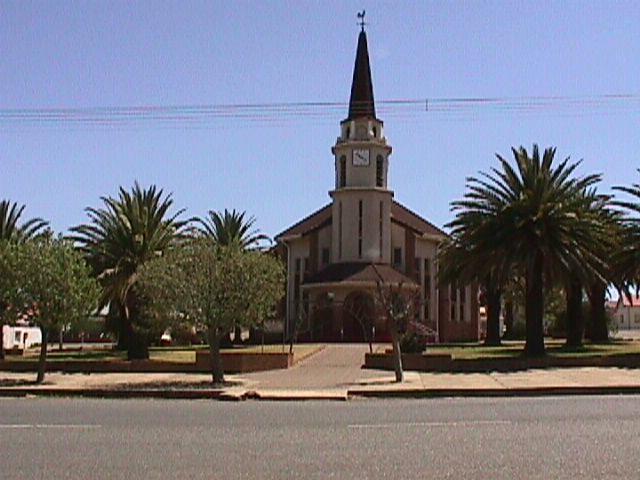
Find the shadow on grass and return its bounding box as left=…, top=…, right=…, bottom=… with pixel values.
left=109, top=379, right=244, bottom=390
left=0, top=378, right=40, bottom=387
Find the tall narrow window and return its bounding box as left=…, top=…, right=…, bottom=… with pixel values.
left=393, top=248, right=402, bottom=268
left=424, top=258, right=431, bottom=321
left=459, top=287, right=466, bottom=322
left=338, top=202, right=343, bottom=260
left=376, top=155, right=384, bottom=187
left=303, top=257, right=310, bottom=281
left=339, top=156, right=346, bottom=188
left=294, top=258, right=301, bottom=301
left=358, top=200, right=363, bottom=258
left=450, top=284, right=457, bottom=321
left=378, top=202, right=383, bottom=259
left=321, top=247, right=330, bottom=266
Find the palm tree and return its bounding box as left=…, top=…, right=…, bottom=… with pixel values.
left=442, top=145, right=603, bottom=356
left=439, top=190, right=511, bottom=347
left=196, top=209, right=269, bottom=249
left=0, top=200, right=48, bottom=242
left=70, top=183, right=187, bottom=359
left=563, top=193, right=618, bottom=347
left=0, top=200, right=49, bottom=359
left=611, top=173, right=640, bottom=337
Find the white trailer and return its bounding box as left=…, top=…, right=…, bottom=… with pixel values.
left=2, top=324, right=42, bottom=351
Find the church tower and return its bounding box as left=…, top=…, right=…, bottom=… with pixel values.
left=330, top=25, right=393, bottom=264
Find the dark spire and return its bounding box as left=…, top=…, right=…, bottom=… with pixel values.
left=347, top=27, right=376, bottom=121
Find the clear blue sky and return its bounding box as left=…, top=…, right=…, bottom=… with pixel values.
left=2, top=0, right=640, bottom=238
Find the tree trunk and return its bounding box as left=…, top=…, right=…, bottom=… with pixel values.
left=524, top=254, right=545, bottom=356
left=389, top=321, right=404, bottom=383
left=565, top=277, right=584, bottom=348
left=127, top=324, right=149, bottom=360
left=504, top=300, right=514, bottom=339
left=587, top=282, right=609, bottom=343
left=0, top=318, right=5, bottom=361
left=36, top=327, right=49, bottom=384
left=208, top=328, right=225, bottom=384
left=112, top=304, right=129, bottom=351
left=484, top=288, right=502, bottom=347
left=233, top=326, right=242, bottom=344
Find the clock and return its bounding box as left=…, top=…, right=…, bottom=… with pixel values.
left=353, top=149, right=370, bottom=166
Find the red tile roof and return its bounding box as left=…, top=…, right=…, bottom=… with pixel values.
left=609, top=296, right=640, bottom=309
left=303, top=262, right=418, bottom=287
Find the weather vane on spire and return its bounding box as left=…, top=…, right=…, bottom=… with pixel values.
left=357, top=10, right=366, bottom=32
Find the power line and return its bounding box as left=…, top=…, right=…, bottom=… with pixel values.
left=1, top=94, right=639, bottom=129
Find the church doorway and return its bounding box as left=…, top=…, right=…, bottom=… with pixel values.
left=342, top=291, right=375, bottom=342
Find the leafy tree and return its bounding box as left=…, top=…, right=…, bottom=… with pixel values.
left=196, top=208, right=270, bottom=344
left=7, top=237, right=99, bottom=383
left=441, top=145, right=603, bottom=356
left=138, top=239, right=285, bottom=383
left=70, top=183, right=188, bottom=359
left=0, top=201, right=49, bottom=360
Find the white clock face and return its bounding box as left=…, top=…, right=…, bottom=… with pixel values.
left=353, top=149, right=370, bottom=166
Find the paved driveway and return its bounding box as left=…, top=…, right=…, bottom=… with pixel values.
left=240, top=343, right=387, bottom=390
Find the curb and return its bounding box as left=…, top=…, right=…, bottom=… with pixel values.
left=347, top=385, right=640, bottom=398
left=3, top=385, right=640, bottom=401
left=0, top=388, right=243, bottom=401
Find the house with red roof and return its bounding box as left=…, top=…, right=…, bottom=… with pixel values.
left=607, top=296, right=640, bottom=330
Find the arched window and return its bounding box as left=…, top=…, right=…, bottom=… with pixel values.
left=339, top=156, right=347, bottom=188
left=376, top=155, right=384, bottom=187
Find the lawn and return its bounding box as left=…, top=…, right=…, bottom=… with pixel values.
left=425, top=339, right=640, bottom=360
left=369, top=338, right=640, bottom=360
left=15, top=343, right=322, bottom=363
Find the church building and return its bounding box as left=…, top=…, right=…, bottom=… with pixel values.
left=275, top=25, right=479, bottom=343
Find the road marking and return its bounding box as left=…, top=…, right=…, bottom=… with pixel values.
left=348, top=420, right=512, bottom=429
left=0, top=424, right=101, bottom=429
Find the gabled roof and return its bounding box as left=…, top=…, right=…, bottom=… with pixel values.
left=390, top=202, right=447, bottom=238
left=275, top=200, right=447, bottom=242
left=303, top=262, right=417, bottom=287
left=347, top=30, right=376, bottom=121
left=275, top=204, right=332, bottom=241
left=609, top=296, right=640, bottom=309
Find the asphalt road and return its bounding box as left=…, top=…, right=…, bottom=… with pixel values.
left=2, top=396, right=640, bottom=479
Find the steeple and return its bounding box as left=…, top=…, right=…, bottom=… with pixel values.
left=347, top=27, right=376, bottom=121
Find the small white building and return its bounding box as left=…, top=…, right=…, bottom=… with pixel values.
left=607, top=297, right=640, bottom=330
left=2, top=324, right=42, bottom=351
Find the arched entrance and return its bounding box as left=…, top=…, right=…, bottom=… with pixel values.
left=342, top=291, right=375, bottom=342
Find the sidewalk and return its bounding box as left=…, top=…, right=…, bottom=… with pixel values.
left=3, top=345, right=640, bottom=400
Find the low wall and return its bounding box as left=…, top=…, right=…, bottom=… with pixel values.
left=364, top=352, right=640, bottom=372
left=0, top=352, right=294, bottom=374
left=195, top=351, right=293, bottom=372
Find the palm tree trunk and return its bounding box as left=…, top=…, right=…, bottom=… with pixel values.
left=36, top=327, right=49, bottom=384
left=207, top=327, right=225, bottom=384
left=389, top=321, right=404, bottom=383
left=524, top=254, right=545, bottom=356
left=587, top=282, right=609, bottom=343
left=484, top=287, right=502, bottom=346
left=565, top=277, right=584, bottom=348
